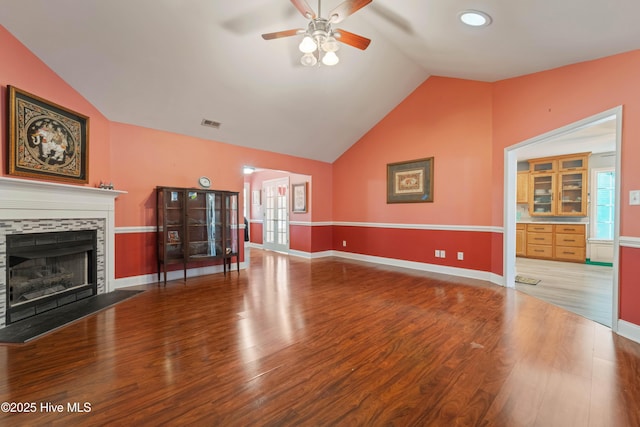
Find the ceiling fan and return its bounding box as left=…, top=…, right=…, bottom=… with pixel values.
left=262, top=0, right=372, bottom=66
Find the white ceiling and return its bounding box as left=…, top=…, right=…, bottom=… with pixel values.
left=1, top=0, right=638, bottom=163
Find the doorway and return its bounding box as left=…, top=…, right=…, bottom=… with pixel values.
left=504, top=107, right=622, bottom=330
left=263, top=177, right=290, bottom=253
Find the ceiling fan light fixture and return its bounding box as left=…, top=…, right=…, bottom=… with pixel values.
left=301, top=52, right=318, bottom=66
left=322, top=36, right=339, bottom=53
left=322, top=51, right=339, bottom=66
left=459, top=10, right=492, bottom=27
left=299, top=35, right=317, bottom=53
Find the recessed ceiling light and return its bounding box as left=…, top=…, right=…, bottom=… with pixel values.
left=459, top=10, right=492, bottom=27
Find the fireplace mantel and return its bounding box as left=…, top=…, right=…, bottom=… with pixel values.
left=0, top=176, right=125, bottom=295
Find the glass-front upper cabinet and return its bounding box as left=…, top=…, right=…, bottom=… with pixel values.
left=558, top=155, right=588, bottom=171
left=527, top=152, right=590, bottom=217
left=558, top=171, right=587, bottom=216
left=529, top=158, right=556, bottom=173
left=529, top=173, right=555, bottom=216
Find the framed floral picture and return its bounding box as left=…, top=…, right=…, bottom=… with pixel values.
left=8, top=86, right=89, bottom=183
left=387, top=157, right=434, bottom=203
left=292, top=182, right=308, bottom=213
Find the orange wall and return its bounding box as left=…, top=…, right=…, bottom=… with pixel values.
left=110, top=122, right=332, bottom=227
left=333, top=77, right=493, bottom=225
left=0, top=26, right=111, bottom=184
left=492, top=50, right=640, bottom=235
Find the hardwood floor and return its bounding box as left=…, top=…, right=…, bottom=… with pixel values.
left=1, top=249, right=639, bottom=426
left=515, top=257, right=613, bottom=327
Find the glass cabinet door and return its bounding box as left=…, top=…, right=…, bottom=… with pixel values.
left=224, top=193, right=239, bottom=255
left=188, top=190, right=224, bottom=258
left=558, top=155, right=587, bottom=171
left=160, top=189, right=185, bottom=260
left=558, top=171, right=586, bottom=215
left=529, top=159, right=556, bottom=173
left=530, top=173, right=555, bottom=216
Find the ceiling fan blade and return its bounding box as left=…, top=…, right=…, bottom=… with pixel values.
left=328, top=0, right=372, bottom=24
left=335, top=29, right=371, bottom=50
left=262, top=29, right=304, bottom=40
left=290, top=0, right=316, bottom=19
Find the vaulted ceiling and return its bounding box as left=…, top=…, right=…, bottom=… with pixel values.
left=1, top=1, right=639, bottom=162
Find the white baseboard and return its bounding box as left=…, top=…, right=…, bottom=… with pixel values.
left=288, top=249, right=336, bottom=259
left=331, top=250, right=497, bottom=284
left=113, top=262, right=247, bottom=289
left=617, top=319, right=640, bottom=344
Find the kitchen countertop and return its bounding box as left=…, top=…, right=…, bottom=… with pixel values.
left=517, top=220, right=589, bottom=224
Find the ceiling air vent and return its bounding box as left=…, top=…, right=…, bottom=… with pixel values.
left=201, top=119, right=221, bottom=129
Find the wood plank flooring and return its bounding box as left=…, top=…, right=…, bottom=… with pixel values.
left=0, top=249, right=639, bottom=426
left=515, top=257, right=613, bottom=327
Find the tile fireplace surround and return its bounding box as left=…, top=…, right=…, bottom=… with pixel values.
left=0, top=177, right=124, bottom=329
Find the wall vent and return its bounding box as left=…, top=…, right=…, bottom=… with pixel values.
left=201, top=119, right=221, bottom=129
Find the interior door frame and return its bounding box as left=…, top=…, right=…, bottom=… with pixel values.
left=503, top=106, right=623, bottom=332
left=262, top=177, right=290, bottom=253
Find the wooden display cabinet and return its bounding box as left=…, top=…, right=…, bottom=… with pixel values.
left=157, top=187, right=240, bottom=284
left=528, top=152, right=589, bottom=217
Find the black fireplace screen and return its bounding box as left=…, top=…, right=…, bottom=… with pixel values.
left=6, top=230, right=97, bottom=324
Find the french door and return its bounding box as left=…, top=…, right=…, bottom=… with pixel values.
left=263, top=178, right=289, bottom=252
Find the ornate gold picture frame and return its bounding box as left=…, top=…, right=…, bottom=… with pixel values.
left=8, top=86, right=89, bottom=183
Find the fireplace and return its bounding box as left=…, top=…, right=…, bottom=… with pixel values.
left=6, top=230, right=98, bottom=324
left=0, top=176, right=124, bottom=329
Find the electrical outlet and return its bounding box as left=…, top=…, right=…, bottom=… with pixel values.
left=457, top=252, right=464, bottom=260
left=631, top=190, right=640, bottom=206
left=342, top=240, right=347, bottom=247
left=441, top=250, right=446, bottom=258
left=435, top=250, right=440, bottom=258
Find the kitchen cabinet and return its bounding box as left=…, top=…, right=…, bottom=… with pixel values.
left=554, top=224, right=586, bottom=262
left=516, top=223, right=526, bottom=256
left=526, top=224, right=553, bottom=259
left=520, top=223, right=586, bottom=263
left=528, top=153, right=589, bottom=217
left=517, top=172, right=529, bottom=204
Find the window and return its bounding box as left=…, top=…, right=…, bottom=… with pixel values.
left=592, top=169, right=615, bottom=240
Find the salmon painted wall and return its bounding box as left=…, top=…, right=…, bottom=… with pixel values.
left=0, top=25, right=110, bottom=184
left=110, top=122, right=333, bottom=277
left=333, top=77, right=493, bottom=225
left=332, top=77, right=496, bottom=273
left=492, top=50, right=640, bottom=327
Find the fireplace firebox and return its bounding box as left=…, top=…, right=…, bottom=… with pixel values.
left=6, top=230, right=98, bottom=324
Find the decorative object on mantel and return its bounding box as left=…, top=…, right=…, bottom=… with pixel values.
left=262, top=0, right=372, bottom=67
left=292, top=182, right=308, bottom=213
left=387, top=157, right=434, bottom=203
left=7, top=86, right=89, bottom=183
left=98, top=181, right=115, bottom=190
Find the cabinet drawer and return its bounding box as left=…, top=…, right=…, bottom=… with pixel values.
left=527, top=232, right=553, bottom=245
left=555, top=246, right=586, bottom=262
left=527, top=224, right=553, bottom=233
left=555, top=233, right=585, bottom=247
left=516, top=223, right=525, bottom=230
left=527, top=244, right=553, bottom=258
left=555, top=224, right=584, bottom=234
